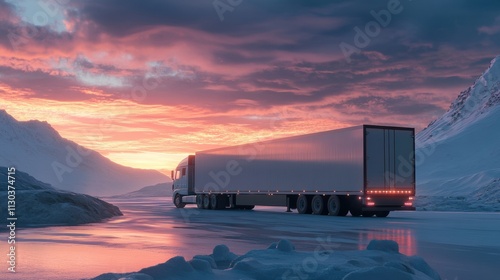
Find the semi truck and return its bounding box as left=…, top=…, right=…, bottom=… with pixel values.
left=171, top=125, right=416, bottom=217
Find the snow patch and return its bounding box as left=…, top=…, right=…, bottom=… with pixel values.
left=367, top=240, right=399, bottom=253
left=275, top=239, right=296, bottom=252
left=0, top=167, right=122, bottom=227
left=92, top=240, right=440, bottom=280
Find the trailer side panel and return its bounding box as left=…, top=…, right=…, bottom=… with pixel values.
left=195, top=126, right=365, bottom=194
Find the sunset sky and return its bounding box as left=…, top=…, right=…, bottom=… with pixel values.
left=1, top=0, right=499, bottom=173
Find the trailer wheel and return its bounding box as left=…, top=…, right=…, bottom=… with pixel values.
left=173, top=194, right=186, bottom=209
left=327, top=195, right=343, bottom=216
left=311, top=195, right=327, bottom=215
left=210, top=194, right=218, bottom=210
left=196, top=195, right=204, bottom=209
left=202, top=194, right=211, bottom=209
left=376, top=211, right=390, bottom=218
left=210, top=194, right=226, bottom=210
left=297, top=195, right=312, bottom=214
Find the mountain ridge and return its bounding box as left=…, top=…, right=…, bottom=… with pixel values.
left=0, top=110, right=169, bottom=196
left=418, top=55, right=500, bottom=143
left=416, top=55, right=500, bottom=211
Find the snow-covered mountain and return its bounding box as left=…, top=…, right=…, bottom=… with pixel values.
left=0, top=110, right=169, bottom=196
left=111, top=182, right=172, bottom=198
left=416, top=55, right=500, bottom=210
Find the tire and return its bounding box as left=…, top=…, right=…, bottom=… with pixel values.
left=202, top=194, right=211, bottom=209
left=174, top=194, right=186, bottom=208
left=327, top=195, right=342, bottom=216
left=297, top=195, right=312, bottom=214
left=210, top=194, right=217, bottom=210
left=376, top=211, right=390, bottom=218
left=210, top=194, right=226, bottom=210
left=196, top=194, right=204, bottom=209
left=312, top=195, right=327, bottom=215
left=362, top=211, right=375, bottom=217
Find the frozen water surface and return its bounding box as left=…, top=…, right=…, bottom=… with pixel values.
left=2, top=197, right=499, bottom=280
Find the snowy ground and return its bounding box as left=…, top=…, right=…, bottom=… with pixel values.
left=94, top=239, right=440, bottom=280
left=415, top=195, right=500, bottom=212
left=2, top=197, right=499, bottom=280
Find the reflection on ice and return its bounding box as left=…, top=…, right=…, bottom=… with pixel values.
left=11, top=242, right=171, bottom=280
left=5, top=198, right=499, bottom=280
left=358, top=228, right=416, bottom=255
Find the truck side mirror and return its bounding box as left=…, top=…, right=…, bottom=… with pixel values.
left=171, top=170, right=174, bottom=180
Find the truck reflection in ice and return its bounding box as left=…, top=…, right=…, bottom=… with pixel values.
left=358, top=228, right=416, bottom=256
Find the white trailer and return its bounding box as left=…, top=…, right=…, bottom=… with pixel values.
left=171, top=125, right=415, bottom=217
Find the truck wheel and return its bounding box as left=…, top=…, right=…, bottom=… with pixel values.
left=376, top=211, right=390, bottom=217
left=297, top=195, right=312, bottom=214
left=202, top=194, right=211, bottom=209
left=362, top=211, right=375, bottom=217
left=327, top=195, right=343, bottom=216
left=311, top=195, right=326, bottom=215
left=210, top=194, right=218, bottom=210
left=196, top=195, right=204, bottom=209
left=174, top=194, right=186, bottom=208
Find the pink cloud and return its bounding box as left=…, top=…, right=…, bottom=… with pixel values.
left=479, top=16, right=500, bottom=35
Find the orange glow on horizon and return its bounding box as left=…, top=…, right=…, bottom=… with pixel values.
left=0, top=86, right=353, bottom=171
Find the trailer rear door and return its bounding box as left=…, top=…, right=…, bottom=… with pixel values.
left=364, top=126, right=415, bottom=193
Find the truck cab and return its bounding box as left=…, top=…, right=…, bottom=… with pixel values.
left=171, top=155, right=195, bottom=208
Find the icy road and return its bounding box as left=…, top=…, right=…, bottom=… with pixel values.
left=4, top=197, right=500, bottom=280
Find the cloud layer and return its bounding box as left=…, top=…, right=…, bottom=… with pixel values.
left=1, top=0, right=499, bottom=171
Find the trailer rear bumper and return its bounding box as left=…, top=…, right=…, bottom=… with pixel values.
left=362, top=206, right=415, bottom=211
